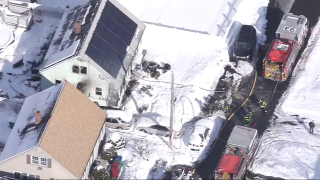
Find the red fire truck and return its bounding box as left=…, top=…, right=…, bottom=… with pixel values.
left=263, top=13, right=308, bottom=81
left=214, top=125, right=259, bottom=180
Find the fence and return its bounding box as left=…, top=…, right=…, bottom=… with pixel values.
left=210, top=0, right=243, bottom=37
left=0, top=2, right=33, bottom=29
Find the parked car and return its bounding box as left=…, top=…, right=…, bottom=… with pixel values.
left=135, top=115, right=180, bottom=137
left=182, top=119, right=218, bottom=151
left=105, top=110, right=135, bottom=130
left=137, top=124, right=170, bottom=137
left=188, top=125, right=210, bottom=151
left=232, top=25, right=257, bottom=61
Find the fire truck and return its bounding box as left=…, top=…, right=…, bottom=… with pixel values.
left=214, top=125, right=259, bottom=180
left=263, top=13, right=309, bottom=81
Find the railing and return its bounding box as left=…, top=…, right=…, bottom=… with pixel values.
left=0, top=3, right=33, bottom=29
left=210, top=0, right=243, bottom=37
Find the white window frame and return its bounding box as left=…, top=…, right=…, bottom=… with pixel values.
left=12, top=171, right=21, bottom=179
left=31, top=156, right=48, bottom=167
left=31, top=156, right=39, bottom=165
left=40, top=157, right=48, bottom=166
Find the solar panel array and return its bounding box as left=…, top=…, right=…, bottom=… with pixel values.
left=85, top=1, right=138, bottom=78
left=51, top=3, right=91, bottom=55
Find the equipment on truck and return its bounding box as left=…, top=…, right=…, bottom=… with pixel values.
left=214, top=125, right=259, bottom=180
left=263, top=13, right=309, bottom=81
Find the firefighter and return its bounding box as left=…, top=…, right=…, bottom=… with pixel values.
left=258, top=99, right=268, bottom=114
left=214, top=102, right=222, bottom=111
left=309, top=120, right=315, bottom=134
left=224, top=105, right=230, bottom=116
left=244, top=108, right=253, bottom=127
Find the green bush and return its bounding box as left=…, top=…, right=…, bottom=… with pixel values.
left=92, top=168, right=110, bottom=180
left=101, top=145, right=117, bottom=161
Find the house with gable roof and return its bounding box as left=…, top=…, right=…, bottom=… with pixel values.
left=0, top=81, right=107, bottom=179
left=39, top=0, right=146, bottom=107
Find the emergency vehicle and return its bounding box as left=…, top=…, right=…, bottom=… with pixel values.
left=214, top=126, right=259, bottom=180
left=263, top=13, right=309, bottom=81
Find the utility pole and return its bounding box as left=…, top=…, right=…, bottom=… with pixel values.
left=169, top=71, right=174, bottom=150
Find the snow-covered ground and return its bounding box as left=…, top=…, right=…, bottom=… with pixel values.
left=0, top=0, right=269, bottom=178
left=106, top=116, right=223, bottom=179
left=250, top=19, right=320, bottom=179
left=119, top=0, right=268, bottom=177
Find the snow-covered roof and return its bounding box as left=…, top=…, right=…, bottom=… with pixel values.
left=117, top=0, right=227, bottom=34
left=0, top=81, right=107, bottom=178
left=0, top=82, right=64, bottom=162
left=40, top=0, right=99, bottom=70
left=106, top=109, right=133, bottom=122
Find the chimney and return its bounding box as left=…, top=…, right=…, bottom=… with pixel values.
left=75, top=21, right=81, bottom=34
left=35, top=111, right=41, bottom=124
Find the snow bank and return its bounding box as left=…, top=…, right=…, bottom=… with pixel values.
left=0, top=24, right=14, bottom=50
left=251, top=19, right=320, bottom=179
left=282, top=19, right=320, bottom=120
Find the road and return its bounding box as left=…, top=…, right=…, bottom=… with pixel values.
left=196, top=0, right=320, bottom=179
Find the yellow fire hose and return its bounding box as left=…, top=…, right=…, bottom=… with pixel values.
left=193, top=59, right=258, bottom=172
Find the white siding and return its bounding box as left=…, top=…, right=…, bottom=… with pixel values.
left=40, top=57, right=110, bottom=106
left=0, top=147, right=77, bottom=179
left=81, top=123, right=106, bottom=179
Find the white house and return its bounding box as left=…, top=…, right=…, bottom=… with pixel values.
left=0, top=81, right=107, bottom=179
left=39, top=0, right=146, bottom=107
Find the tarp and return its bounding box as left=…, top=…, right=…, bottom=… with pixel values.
left=217, top=155, right=242, bottom=174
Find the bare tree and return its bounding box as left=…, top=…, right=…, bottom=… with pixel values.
left=134, top=139, right=150, bottom=160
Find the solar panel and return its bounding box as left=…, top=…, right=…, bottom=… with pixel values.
left=66, top=11, right=74, bottom=21
left=85, top=0, right=138, bottom=78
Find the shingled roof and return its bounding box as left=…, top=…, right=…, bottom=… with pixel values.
left=0, top=81, right=107, bottom=178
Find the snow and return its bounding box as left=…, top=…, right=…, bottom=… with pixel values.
left=120, top=0, right=268, bottom=176
left=96, top=165, right=104, bottom=171
left=106, top=110, right=134, bottom=122
left=108, top=132, right=122, bottom=143
left=250, top=19, right=320, bottom=179
left=0, top=24, right=14, bottom=50
left=0, top=98, right=23, bottom=156
left=17, top=0, right=89, bottom=10
left=0, top=82, right=64, bottom=162
left=118, top=0, right=230, bottom=34
left=0, top=6, right=61, bottom=98
left=125, top=24, right=230, bottom=125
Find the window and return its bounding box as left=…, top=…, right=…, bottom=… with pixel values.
left=55, top=80, right=61, bottom=85
left=31, top=156, right=39, bottom=165
left=31, top=156, right=48, bottom=167
left=95, top=88, right=102, bottom=96
left=80, top=66, right=87, bottom=74
left=106, top=118, right=112, bottom=122
left=111, top=119, right=118, bottom=123
left=40, top=158, right=47, bottom=166
left=13, top=172, right=21, bottom=179
left=72, top=65, right=79, bottom=73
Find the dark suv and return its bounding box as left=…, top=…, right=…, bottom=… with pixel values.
left=232, top=25, right=257, bottom=61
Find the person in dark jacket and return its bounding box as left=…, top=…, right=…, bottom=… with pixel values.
left=309, top=121, right=315, bottom=134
